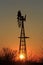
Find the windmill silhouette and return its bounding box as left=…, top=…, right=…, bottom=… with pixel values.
left=17, top=10, right=29, bottom=60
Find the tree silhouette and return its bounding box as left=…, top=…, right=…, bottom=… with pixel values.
left=0, top=48, right=17, bottom=65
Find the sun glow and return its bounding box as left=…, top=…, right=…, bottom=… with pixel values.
left=19, top=54, right=25, bottom=60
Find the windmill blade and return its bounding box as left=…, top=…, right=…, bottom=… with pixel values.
left=17, top=10, right=22, bottom=27
left=18, top=20, right=21, bottom=27
left=17, top=10, right=21, bottom=20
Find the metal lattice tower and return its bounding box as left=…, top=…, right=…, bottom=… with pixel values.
left=17, top=10, right=29, bottom=60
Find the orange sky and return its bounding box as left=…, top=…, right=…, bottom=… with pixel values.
left=0, top=0, right=43, bottom=60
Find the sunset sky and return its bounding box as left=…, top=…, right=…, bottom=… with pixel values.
left=0, top=0, right=43, bottom=59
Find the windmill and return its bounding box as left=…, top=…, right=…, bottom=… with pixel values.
left=17, top=10, right=29, bottom=61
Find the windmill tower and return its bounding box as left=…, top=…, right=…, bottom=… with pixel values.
left=17, top=10, right=29, bottom=60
